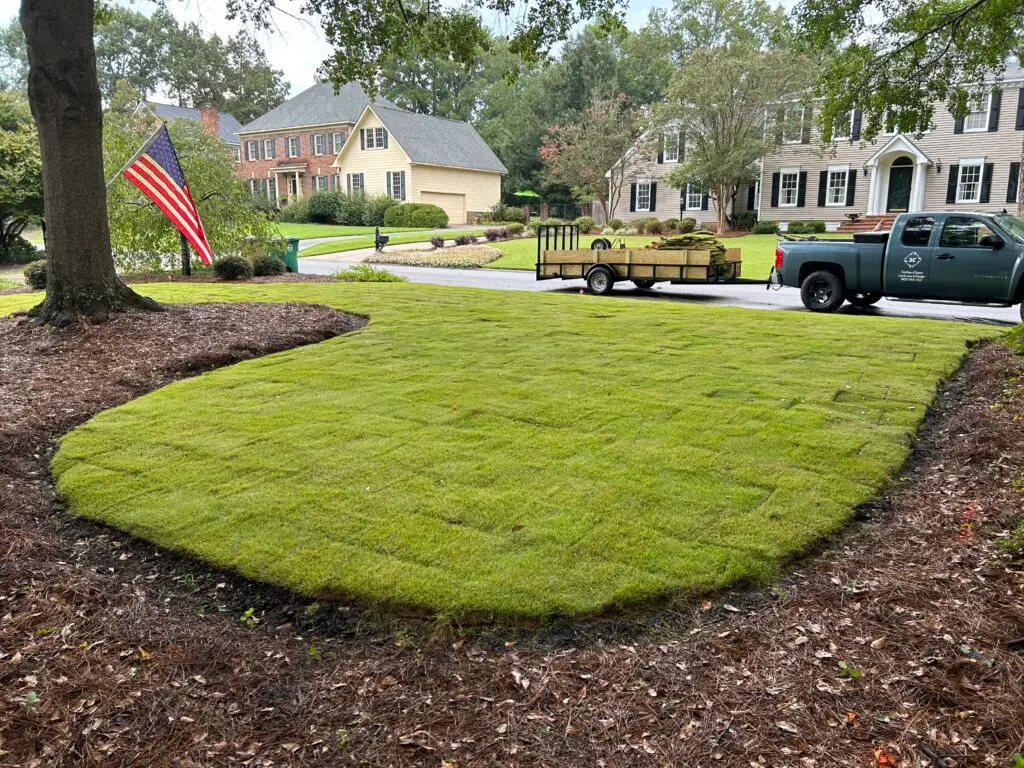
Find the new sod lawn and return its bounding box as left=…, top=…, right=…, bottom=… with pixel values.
left=486, top=233, right=854, bottom=278
left=0, top=284, right=986, bottom=619
left=274, top=223, right=424, bottom=239
left=299, top=229, right=488, bottom=257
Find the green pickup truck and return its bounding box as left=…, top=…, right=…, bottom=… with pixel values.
left=774, top=211, right=1024, bottom=320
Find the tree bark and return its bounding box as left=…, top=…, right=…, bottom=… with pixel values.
left=20, top=0, right=160, bottom=326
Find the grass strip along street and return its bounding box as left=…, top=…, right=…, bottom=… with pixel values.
left=299, top=229, right=488, bottom=257
left=0, top=283, right=986, bottom=619
left=274, top=223, right=427, bottom=239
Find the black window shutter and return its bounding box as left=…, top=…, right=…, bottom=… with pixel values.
left=386, top=171, right=391, bottom=197
left=1016, top=88, right=1024, bottom=129
left=359, top=129, right=365, bottom=150
left=1009, top=162, right=1020, bottom=203
left=845, top=170, right=857, bottom=206
left=400, top=170, right=406, bottom=201
left=650, top=182, right=658, bottom=211
left=817, top=170, right=828, bottom=207
left=796, top=171, right=807, bottom=207
left=946, top=164, right=959, bottom=203
left=747, top=185, right=755, bottom=209
left=989, top=90, right=1002, bottom=131
left=770, top=172, right=780, bottom=207
left=359, top=173, right=365, bottom=190
left=979, top=163, right=994, bottom=203
left=629, top=183, right=637, bottom=212
left=346, top=174, right=351, bottom=194
left=800, top=108, right=811, bottom=144
left=851, top=110, right=862, bottom=140
left=701, top=191, right=709, bottom=210
left=953, top=117, right=964, bottom=134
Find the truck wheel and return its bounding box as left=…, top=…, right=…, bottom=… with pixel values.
left=587, top=267, right=615, bottom=295
left=800, top=270, right=845, bottom=312
left=632, top=279, right=655, bottom=289
left=846, top=292, right=882, bottom=308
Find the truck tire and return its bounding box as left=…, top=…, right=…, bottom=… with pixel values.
left=587, top=266, right=615, bottom=295
left=800, top=270, right=845, bottom=313
left=846, top=292, right=882, bottom=308
left=1020, top=302, right=1024, bottom=323
left=632, top=279, right=655, bottom=289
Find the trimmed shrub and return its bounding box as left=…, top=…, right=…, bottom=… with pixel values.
left=213, top=254, right=253, bottom=280
left=430, top=236, right=445, bottom=248
left=334, top=264, right=407, bottom=282
left=632, top=217, right=658, bottom=234
left=729, top=210, right=758, bottom=231
left=677, top=217, right=697, bottom=234
left=786, top=221, right=808, bottom=234
left=384, top=203, right=449, bottom=229
left=277, top=197, right=310, bottom=223
left=362, top=194, right=399, bottom=227
left=23, top=259, right=47, bottom=289
left=506, top=222, right=525, bottom=237
left=807, top=219, right=827, bottom=234
left=453, top=234, right=476, bottom=246
left=485, top=227, right=509, bottom=241
left=752, top=219, right=779, bottom=235
left=336, top=193, right=366, bottom=226
left=663, top=217, right=680, bottom=234
left=489, top=202, right=528, bottom=224
left=574, top=215, right=596, bottom=233
left=646, top=220, right=664, bottom=235
left=607, top=218, right=625, bottom=231
left=251, top=253, right=285, bottom=276
left=307, top=191, right=344, bottom=223
left=0, top=235, right=40, bottom=263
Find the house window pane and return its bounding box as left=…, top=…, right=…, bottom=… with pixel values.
left=833, top=110, right=854, bottom=140
left=332, top=132, right=344, bottom=152
left=780, top=171, right=799, bottom=206
left=314, top=135, right=325, bottom=155
left=956, top=163, right=983, bottom=203
left=782, top=106, right=805, bottom=143
left=826, top=170, right=847, bottom=205
left=390, top=172, right=403, bottom=200
left=663, top=132, right=679, bottom=163
left=636, top=182, right=651, bottom=212
left=685, top=184, right=702, bottom=210
left=964, top=94, right=989, bottom=132
left=232, top=146, right=240, bottom=162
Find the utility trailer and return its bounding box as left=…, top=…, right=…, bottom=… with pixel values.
left=535, top=224, right=742, bottom=295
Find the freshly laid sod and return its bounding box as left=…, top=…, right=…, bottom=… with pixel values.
left=299, top=229, right=487, bottom=257
left=275, top=223, right=423, bottom=239
left=487, top=233, right=854, bottom=278
left=1, top=284, right=985, bottom=619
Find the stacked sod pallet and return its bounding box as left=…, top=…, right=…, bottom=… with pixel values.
left=642, top=231, right=740, bottom=279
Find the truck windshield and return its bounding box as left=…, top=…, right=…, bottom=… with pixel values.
left=992, top=213, right=1024, bottom=243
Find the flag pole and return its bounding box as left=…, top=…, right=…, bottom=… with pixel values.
left=105, top=122, right=166, bottom=188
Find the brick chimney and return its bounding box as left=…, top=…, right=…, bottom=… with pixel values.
left=199, top=104, right=220, bottom=139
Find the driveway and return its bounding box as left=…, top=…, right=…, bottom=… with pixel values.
left=299, top=256, right=1021, bottom=325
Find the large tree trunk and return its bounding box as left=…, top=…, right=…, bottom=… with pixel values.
left=20, top=0, right=159, bottom=326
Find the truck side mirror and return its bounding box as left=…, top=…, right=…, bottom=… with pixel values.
left=979, top=233, right=1004, bottom=249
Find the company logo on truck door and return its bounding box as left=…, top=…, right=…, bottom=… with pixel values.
left=899, top=251, right=926, bottom=283
left=904, top=252, right=922, bottom=269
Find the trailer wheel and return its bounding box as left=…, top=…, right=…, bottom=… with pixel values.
left=591, top=238, right=612, bottom=251
left=587, top=266, right=615, bottom=295
left=846, top=292, right=882, bottom=308
left=800, top=270, right=845, bottom=312
left=632, top=279, right=655, bottom=289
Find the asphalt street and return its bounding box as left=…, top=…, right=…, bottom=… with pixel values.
left=299, top=255, right=1021, bottom=325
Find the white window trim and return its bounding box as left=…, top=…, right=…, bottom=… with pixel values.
left=364, top=126, right=387, bottom=150
left=684, top=183, right=703, bottom=211
left=955, top=157, right=985, bottom=203
left=245, top=140, right=258, bottom=161
left=782, top=105, right=806, bottom=144
left=332, top=132, right=345, bottom=153
left=635, top=180, right=652, bottom=213
left=663, top=132, right=680, bottom=163
left=825, top=164, right=849, bottom=207
left=832, top=111, right=854, bottom=141
left=286, top=136, right=299, bottom=158
left=779, top=166, right=800, bottom=208
left=963, top=92, right=992, bottom=133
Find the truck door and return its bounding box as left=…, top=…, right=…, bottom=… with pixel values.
left=932, top=216, right=1016, bottom=300
left=883, top=215, right=935, bottom=296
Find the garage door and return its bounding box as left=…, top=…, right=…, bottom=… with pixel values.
left=420, top=191, right=466, bottom=226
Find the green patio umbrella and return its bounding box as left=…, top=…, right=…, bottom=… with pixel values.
left=513, top=189, right=542, bottom=199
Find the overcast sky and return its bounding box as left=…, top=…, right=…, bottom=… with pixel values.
left=0, top=0, right=666, bottom=99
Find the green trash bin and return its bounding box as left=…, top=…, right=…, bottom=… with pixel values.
left=281, top=237, right=300, bottom=273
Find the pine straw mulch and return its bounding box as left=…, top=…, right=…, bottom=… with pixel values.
left=0, top=274, right=342, bottom=296
left=0, top=309, right=1022, bottom=767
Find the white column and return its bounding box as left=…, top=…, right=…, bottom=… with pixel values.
left=295, top=171, right=302, bottom=200
left=866, top=165, right=880, bottom=215
left=911, top=161, right=928, bottom=212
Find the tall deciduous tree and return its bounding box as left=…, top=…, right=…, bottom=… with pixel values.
left=540, top=95, right=643, bottom=216
left=0, top=91, right=42, bottom=256
left=797, top=0, right=1024, bottom=142
left=660, top=47, right=813, bottom=234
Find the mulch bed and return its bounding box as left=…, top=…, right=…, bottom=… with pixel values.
left=0, top=307, right=1022, bottom=767
left=0, top=274, right=340, bottom=295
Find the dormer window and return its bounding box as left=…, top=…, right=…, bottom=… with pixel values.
left=362, top=126, right=388, bottom=149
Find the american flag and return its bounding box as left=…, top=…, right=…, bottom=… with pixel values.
left=122, top=125, right=214, bottom=265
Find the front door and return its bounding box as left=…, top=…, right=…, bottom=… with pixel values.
left=931, top=215, right=1017, bottom=300
left=886, top=163, right=913, bottom=212
left=288, top=176, right=300, bottom=200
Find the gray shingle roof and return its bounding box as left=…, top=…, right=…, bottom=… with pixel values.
left=238, top=82, right=393, bottom=134
left=143, top=102, right=243, bottom=145
left=371, top=105, right=507, bottom=174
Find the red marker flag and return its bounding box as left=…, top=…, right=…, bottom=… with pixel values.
left=120, top=124, right=214, bottom=265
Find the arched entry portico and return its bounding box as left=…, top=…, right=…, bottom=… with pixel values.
left=864, top=134, right=932, bottom=215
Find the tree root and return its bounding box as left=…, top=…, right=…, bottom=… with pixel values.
left=29, top=281, right=164, bottom=328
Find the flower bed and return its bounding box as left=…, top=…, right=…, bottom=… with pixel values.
left=366, top=245, right=502, bottom=269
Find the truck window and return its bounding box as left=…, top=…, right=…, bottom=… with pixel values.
left=901, top=216, right=934, bottom=247
left=939, top=216, right=994, bottom=248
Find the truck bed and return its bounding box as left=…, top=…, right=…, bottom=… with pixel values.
left=779, top=240, right=885, bottom=294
